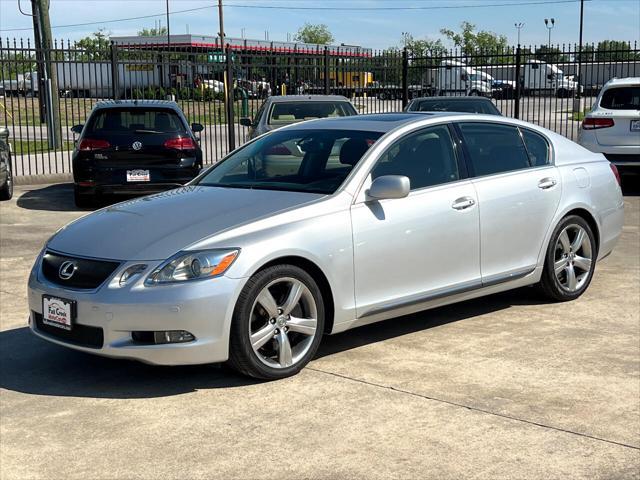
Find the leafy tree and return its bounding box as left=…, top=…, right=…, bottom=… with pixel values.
left=294, top=23, right=334, bottom=44
left=401, top=32, right=447, bottom=58
left=440, top=21, right=509, bottom=64
left=73, top=29, right=111, bottom=60
left=138, top=27, right=168, bottom=37
left=595, top=40, right=638, bottom=61
left=574, top=44, right=595, bottom=62
left=534, top=45, right=568, bottom=63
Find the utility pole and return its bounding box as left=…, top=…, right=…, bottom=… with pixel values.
left=576, top=0, right=584, bottom=100
left=165, top=0, right=171, bottom=90
left=218, top=0, right=235, bottom=151
left=544, top=18, right=555, bottom=47
left=34, top=0, right=61, bottom=149
left=29, top=0, right=45, bottom=122
left=514, top=22, right=525, bottom=46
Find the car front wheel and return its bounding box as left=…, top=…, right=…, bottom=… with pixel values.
left=228, top=264, right=325, bottom=379
left=539, top=215, right=597, bottom=301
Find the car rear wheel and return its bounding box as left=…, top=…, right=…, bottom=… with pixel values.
left=228, top=264, right=325, bottom=379
left=539, top=215, right=597, bottom=301
left=0, top=162, right=13, bottom=201
left=73, top=185, right=95, bottom=208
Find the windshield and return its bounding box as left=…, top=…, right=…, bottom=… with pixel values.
left=268, top=102, right=356, bottom=126
left=600, top=86, right=640, bottom=110
left=87, top=108, right=186, bottom=134
left=412, top=99, right=500, bottom=115
left=196, top=129, right=381, bottom=194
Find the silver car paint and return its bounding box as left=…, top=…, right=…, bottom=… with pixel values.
left=28, top=113, right=624, bottom=365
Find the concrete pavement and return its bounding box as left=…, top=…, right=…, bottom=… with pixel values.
left=0, top=183, right=638, bottom=479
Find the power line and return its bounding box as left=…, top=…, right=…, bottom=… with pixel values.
left=0, top=0, right=594, bottom=33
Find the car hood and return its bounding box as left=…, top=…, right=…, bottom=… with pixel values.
left=48, top=186, right=323, bottom=260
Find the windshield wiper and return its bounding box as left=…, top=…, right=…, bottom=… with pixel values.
left=134, top=129, right=163, bottom=134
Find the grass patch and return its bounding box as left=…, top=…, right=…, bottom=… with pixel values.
left=571, top=110, right=589, bottom=122
left=12, top=139, right=74, bottom=155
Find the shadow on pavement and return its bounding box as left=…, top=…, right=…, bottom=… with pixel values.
left=621, top=175, right=639, bottom=196
left=16, top=183, right=87, bottom=212
left=0, top=286, right=547, bottom=399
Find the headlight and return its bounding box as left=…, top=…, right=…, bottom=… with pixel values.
left=145, top=249, right=239, bottom=285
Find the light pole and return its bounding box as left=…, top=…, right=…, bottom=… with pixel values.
left=544, top=18, right=555, bottom=47
left=514, top=22, right=525, bottom=45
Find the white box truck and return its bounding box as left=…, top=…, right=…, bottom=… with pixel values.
left=522, top=60, right=580, bottom=98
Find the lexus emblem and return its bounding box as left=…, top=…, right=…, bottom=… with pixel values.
left=58, top=261, right=77, bottom=280
left=132, top=141, right=143, bottom=151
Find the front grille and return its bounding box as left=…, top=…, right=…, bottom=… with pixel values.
left=33, top=311, right=104, bottom=349
left=41, top=251, right=120, bottom=289
left=604, top=154, right=640, bottom=163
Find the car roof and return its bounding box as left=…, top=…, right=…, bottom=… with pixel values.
left=267, top=95, right=351, bottom=103
left=93, top=99, right=182, bottom=110
left=602, top=77, right=640, bottom=88
left=284, top=112, right=455, bottom=133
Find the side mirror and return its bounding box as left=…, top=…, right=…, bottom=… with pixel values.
left=191, top=123, right=203, bottom=133
left=71, top=124, right=83, bottom=134
left=366, top=175, right=410, bottom=201
left=239, top=117, right=252, bottom=127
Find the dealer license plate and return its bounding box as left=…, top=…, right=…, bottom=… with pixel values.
left=127, top=169, right=150, bottom=182
left=42, top=295, right=75, bottom=331
left=630, top=120, right=640, bottom=132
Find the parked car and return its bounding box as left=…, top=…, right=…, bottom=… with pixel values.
left=70, top=100, right=204, bottom=207
left=0, top=127, right=13, bottom=200
left=404, top=96, right=502, bottom=115
left=578, top=77, right=640, bottom=175
left=28, top=113, right=623, bottom=379
left=240, top=95, right=358, bottom=139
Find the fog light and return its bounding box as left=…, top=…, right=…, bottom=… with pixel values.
left=153, top=330, right=195, bottom=344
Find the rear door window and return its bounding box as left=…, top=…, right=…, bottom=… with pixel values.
left=458, top=122, right=531, bottom=177
left=520, top=128, right=550, bottom=166
left=600, top=86, right=640, bottom=110
left=88, top=108, right=186, bottom=134
left=268, top=102, right=356, bottom=125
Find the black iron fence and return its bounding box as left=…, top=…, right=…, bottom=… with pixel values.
left=1, top=38, right=638, bottom=177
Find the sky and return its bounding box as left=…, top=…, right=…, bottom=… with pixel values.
left=0, top=0, right=639, bottom=50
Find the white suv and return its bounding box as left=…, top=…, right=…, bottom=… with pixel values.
left=578, top=77, right=640, bottom=174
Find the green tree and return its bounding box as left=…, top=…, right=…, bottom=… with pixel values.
left=73, top=29, right=111, bottom=60
left=595, top=40, right=638, bottom=61
left=575, top=44, right=595, bottom=62
left=294, top=23, right=334, bottom=44
left=440, top=21, right=509, bottom=64
left=138, top=27, right=168, bottom=37
left=534, top=45, right=568, bottom=63
left=401, top=32, right=447, bottom=58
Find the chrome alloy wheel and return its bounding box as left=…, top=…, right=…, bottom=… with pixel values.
left=249, top=277, right=318, bottom=369
left=554, top=224, right=593, bottom=292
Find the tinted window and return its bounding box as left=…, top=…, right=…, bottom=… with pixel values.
left=372, top=125, right=459, bottom=190
left=412, top=99, right=500, bottom=115
left=88, top=108, right=185, bottom=134
left=197, top=129, right=381, bottom=194
left=268, top=102, right=355, bottom=125
left=521, top=129, right=550, bottom=166
left=458, top=123, right=530, bottom=176
left=600, top=86, right=640, bottom=110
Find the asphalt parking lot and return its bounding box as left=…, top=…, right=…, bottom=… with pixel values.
left=1, top=183, right=639, bottom=480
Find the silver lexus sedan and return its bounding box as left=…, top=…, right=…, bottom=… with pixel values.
left=28, top=113, right=624, bottom=379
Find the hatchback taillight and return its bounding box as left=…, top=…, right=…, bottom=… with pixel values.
left=609, top=163, right=621, bottom=186
left=78, top=138, right=111, bottom=151
left=163, top=137, right=196, bottom=150
left=582, top=117, right=615, bottom=129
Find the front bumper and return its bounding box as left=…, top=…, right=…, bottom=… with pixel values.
left=27, top=256, right=246, bottom=365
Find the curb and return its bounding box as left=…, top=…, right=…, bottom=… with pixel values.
left=14, top=173, right=73, bottom=186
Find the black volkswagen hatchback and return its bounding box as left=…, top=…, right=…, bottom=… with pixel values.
left=71, top=100, right=203, bottom=207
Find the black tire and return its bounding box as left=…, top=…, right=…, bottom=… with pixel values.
left=228, top=264, right=325, bottom=380
left=73, top=185, right=94, bottom=208
left=0, top=161, right=13, bottom=201
left=539, top=215, right=597, bottom=302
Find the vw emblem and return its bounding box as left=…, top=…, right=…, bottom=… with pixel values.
left=132, top=141, right=143, bottom=151
left=58, top=261, right=77, bottom=280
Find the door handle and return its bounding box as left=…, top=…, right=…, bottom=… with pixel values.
left=452, top=197, right=476, bottom=210
left=538, top=177, right=557, bottom=189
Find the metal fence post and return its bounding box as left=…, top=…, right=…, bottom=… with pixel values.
left=323, top=47, right=330, bottom=95
left=225, top=44, right=236, bottom=151
left=110, top=42, right=119, bottom=100
left=514, top=45, right=521, bottom=120
left=402, top=48, right=409, bottom=108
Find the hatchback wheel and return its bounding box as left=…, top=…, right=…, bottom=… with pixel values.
left=540, top=215, right=597, bottom=301
left=73, top=185, right=94, bottom=208
left=228, top=264, right=325, bottom=379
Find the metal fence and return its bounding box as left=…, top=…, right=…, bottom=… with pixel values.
left=1, top=38, right=638, bottom=177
